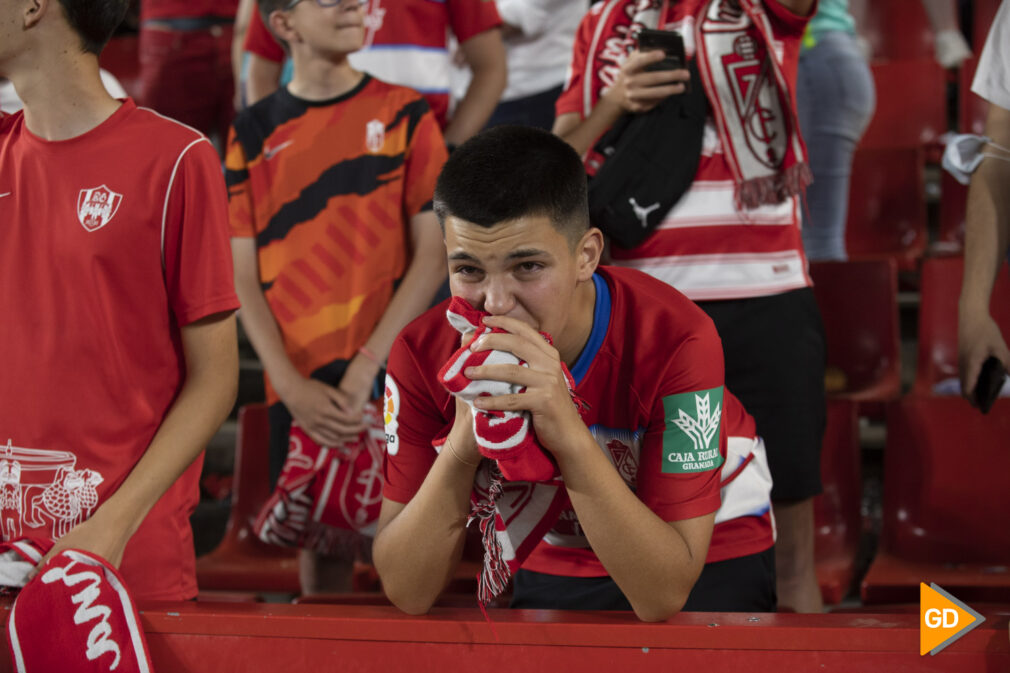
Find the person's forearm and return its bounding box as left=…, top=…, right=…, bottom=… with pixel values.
left=373, top=446, right=478, bottom=613
left=554, top=100, right=624, bottom=157
left=960, top=107, right=1010, bottom=316
left=960, top=165, right=1010, bottom=315
left=94, top=315, right=238, bottom=538
left=443, top=30, right=507, bottom=146
left=557, top=434, right=707, bottom=622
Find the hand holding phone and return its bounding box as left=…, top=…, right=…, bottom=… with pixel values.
left=636, top=28, right=686, bottom=72
left=974, top=355, right=1007, bottom=414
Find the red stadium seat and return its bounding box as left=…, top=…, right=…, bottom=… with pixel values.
left=810, top=260, right=902, bottom=404
left=859, top=61, right=947, bottom=151
left=855, top=2, right=935, bottom=62
left=813, top=399, right=862, bottom=605
left=860, top=396, right=1010, bottom=605
left=913, top=256, right=1010, bottom=396
left=196, top=404, right=301, bottom=594
left=98, top=35, right=142, bottom=100
left=845, top=149, right=928, bottom=269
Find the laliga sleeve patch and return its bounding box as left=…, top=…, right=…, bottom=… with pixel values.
left=661, top=386, right=725, bottom=474
left=383, top=375, right=400, bottom=456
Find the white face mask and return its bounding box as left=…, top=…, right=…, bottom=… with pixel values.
left=942, top=133, right=1010, bottom=185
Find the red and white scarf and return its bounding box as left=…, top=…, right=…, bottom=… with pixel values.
left=6, top=543, right=154, bottom=673
left=438, top=298, right=587, bottom=602
left=626, top=0, right=811, bottom=208
left=254, top=403, right=385, bottom=560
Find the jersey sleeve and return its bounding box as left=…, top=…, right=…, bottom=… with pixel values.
left=555, top=8, right=598, bottom=119
left=636, top=324, right=726, bottom=523
left=402, top=98, right=449, bottom=218
left=244, top=8, right=286, bottom=64
left=224, top=124, right=257, bottom=239
left=162, top=138, right=241, bottom=326
left=447, top=0, right=503, bottom=44
left=382, top=334, right=449, bottom=503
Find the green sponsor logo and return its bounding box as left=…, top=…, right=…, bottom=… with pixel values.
left=661, top=387, right=724, bottom=474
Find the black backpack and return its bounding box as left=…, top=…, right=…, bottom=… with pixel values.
left=586, top=60, right=708, bottom=249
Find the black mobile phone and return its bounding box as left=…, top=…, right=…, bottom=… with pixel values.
left=636, top=28, right=686, bottom=72
left=974, top=355, right=1007, bottom=414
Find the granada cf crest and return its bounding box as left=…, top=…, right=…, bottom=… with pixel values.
left=76, top=185, right=123, bottom=232
left=721, top=35, right=787, bottom=170
left=365, top=119, right=385, bottom=153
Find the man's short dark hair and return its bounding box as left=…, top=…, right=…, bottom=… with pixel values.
left=433, top=125, right=590, bottom=244
left=57, top=0, right=129, bottom=55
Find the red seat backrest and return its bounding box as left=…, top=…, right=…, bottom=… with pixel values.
left=915, top=256, right=1010, bottom=395
left=228, top=404, right=272, bottom=534
left=810, top=259, right=901, bottom=397
left=813, top=399, right=861, bottom=560
left=854, top=2, right=935, bottom=62
left=859, top=61, right=946, bottom=151
left=845, top=149, right=928, bottom=267
left=881, top=396, right=1010, bottom=562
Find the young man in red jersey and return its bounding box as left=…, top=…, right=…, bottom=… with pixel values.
left=374, top=126, right=776, bottom=621
left=0, top=0, right=239, bottom=600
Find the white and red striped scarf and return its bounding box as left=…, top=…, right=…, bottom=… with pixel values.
left=627, top=0, right=811, bottom=208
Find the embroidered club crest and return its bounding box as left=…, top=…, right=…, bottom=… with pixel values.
left=606, top=439, right=639, bottom=486
left=721, top=34, right=787, bottom=170
left=76, top=185, right=123, bottom=232
left=366, top=119, right=385, bottom=153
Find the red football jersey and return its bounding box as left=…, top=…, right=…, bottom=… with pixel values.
left=384, top=266, right=772, bottom=576
left=0, top=101, right=239, bottom=600
left=243, top=0, right=501, bottom=128
left=557, top=0, right=812, bottom=301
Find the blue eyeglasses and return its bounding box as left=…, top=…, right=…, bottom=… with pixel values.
left=283, top=0, right=368, bottom=10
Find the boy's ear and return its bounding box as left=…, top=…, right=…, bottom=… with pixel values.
left=24, top=0, right=48, bottom=29
left=268, top=9, right=298, bottom=46
left=575, top=227, right=603, bottom=282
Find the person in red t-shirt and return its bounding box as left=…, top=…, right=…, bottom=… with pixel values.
left=0, top=0, right=239, bottom=600
left=240, top=0, right=506, bottom=146
left=374, top=126, right=776, bottom=620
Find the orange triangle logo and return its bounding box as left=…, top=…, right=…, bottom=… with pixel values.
left=920, top=583, right=986, bottom=655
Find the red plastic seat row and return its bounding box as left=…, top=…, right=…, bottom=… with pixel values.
left=813, top=399, right=862, bottom=605
left=809, top=259, right=901, bottom=405
left=861, top=395, right=1010, bottom=604
left=196, top=404, right=301, bottom=594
